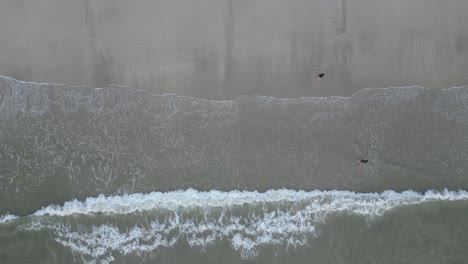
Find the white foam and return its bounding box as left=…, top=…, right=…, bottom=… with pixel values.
left=0, top=213, right=18, bottom=223
left=32, top=188, right=468, bottom=217
left=18, top=189, right=468, bottom=263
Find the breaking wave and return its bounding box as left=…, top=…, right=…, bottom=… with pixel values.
left=4, top=189, right=466, bottom=261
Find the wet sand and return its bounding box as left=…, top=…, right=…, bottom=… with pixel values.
left=1, top=0, right=468, bottom=99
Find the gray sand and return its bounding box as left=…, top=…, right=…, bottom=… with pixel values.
left=1, top=0, right=468, bottom=98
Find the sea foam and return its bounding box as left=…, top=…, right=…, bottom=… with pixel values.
left=15, top=189, right=468, bottom=262
left=31, top=188, right=468, bottom=217
left=0, top=213, right=18, bottom=223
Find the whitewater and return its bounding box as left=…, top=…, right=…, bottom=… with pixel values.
left=2, top=189, right=468, bottom=263
left=1, top=76, right=468, bottom=263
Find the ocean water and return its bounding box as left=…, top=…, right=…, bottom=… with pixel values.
left=1, top=75, right=468, bottom=263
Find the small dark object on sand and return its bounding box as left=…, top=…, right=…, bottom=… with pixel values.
left=317, top=73, right=325, bottom=79
left=355, top=159, right=369, bottom=167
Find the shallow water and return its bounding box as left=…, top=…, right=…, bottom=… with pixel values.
left=1, top=76, right=468, bottom=263
left=1, top=189, right=467, bottom=264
